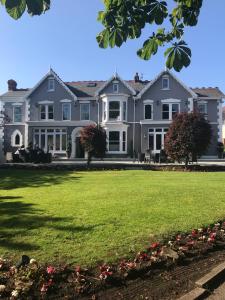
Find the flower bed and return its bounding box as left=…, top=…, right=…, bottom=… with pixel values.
left=1, top=220, right=225, bottom=299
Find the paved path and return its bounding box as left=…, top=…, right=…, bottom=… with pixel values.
left=207, top=282, right=225, bottom=299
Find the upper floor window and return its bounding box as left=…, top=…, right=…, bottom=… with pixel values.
left=113, top=83, right=119, bottom=93
left=48, top=78, right=55, bottom=92
left=62, top=103, right=71, bottom=120
left=80, top=103, right=90, bottom=120
left=109, top=101, right=120, bottom=120
left=162, top=103, right=179, bottom=120
left=13, top=106, right=22, bottom=122
left=197, top=102, right=207, bottom=118
left=162, top=76, right=169, bottom=90
left=144, top=104, right=153, bottom=120
left=40, top=104, right=54, bottom=120
left=123, top=101, right=127, bottom=121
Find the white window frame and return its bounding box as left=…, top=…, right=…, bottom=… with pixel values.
left=107, top=129, right=127, bottom=154
left=113, top=83, right=119, bottom=93
left=123, top=100, right=127, bottom=121
left=109, top=100, right=121, bottom=121
left=162, top=75, right=170, bottom=90
left=80, top=102, right=90, bottom=121
left=13, top=105, right=22, bottom=123
left=148, top=128, right=168, bottom=153
left=162, top=103, right=180, bottom=120
left=40, top=104, right=54, bottom=121
left=62, top=103, right=71, bottom=121
left=11, top=130, right=23, bottom=147
left=33, top=128, right=67, bottom=153
left=197, top=101, right=208, bottom=118
left=48, top=78, right=55, bottom=92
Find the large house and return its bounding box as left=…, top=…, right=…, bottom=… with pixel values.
left=0, top=68, right=224, bottom=159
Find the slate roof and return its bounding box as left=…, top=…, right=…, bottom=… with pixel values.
left=1, top=81, right=224, bottom=100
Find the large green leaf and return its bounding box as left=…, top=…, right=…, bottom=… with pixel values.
left=165, top=41, right=191, bottom=72
left=137, top=37, right=159, bottom=60
left=5, top=0, right=26, bottom=19
left=96, top=29, right=110, bottom=48
left=26, top=0, right=50, bottom=16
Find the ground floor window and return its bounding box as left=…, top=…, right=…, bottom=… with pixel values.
left=108, top=130, right=127, bottom=153
left=148, top=128, right=168, bottom=153
left=33, top=128, right=67, bottom=153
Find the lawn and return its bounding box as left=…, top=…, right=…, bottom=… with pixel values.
left=1, top=169, right=225, bottom=266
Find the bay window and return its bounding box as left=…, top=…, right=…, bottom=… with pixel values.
left=80, top=103, right=90, bottom=120
left=109, top=101, right=120, bottom=120
left=197, top=102, right=207, bottom=118
left=109, top=131, right=120, bottom=151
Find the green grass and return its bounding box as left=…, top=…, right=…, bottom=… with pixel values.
left=1, top=169, right=225, bottom=266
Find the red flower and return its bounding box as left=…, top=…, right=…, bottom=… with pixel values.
left=47, top=266, right=56, bottom=275
left=150, top=242, right=160, bottom=249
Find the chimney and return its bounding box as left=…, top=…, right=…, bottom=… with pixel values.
left=7, top=79, right=17, bottom=91
left=134, top=72, right=140, bottom=83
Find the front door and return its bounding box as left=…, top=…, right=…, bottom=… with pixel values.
left=76, top=137, right=85, bottom=158
left=148, top=128, right=168, bottom=154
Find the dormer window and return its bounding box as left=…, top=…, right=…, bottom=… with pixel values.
left=162, top=76, right=169, bottom=90
left=113, top=82, right=119, bottom=93
left=48, top=78, right=55, bottom=92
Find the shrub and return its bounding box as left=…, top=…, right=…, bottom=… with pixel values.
left=164, top=112, right=212, bottom=167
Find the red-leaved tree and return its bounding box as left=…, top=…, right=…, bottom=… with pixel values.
left=80, top=125, right=107, bottom=165
left=164, top=112, right=212, bottom=167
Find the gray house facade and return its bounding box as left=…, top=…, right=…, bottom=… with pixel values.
left=0, top=68, right=224, bottom=159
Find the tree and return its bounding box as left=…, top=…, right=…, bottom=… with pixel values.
left=80, top=125, right=107, bottom=166
left=164, top=112, right=212, bottom=167
left=1, top=0, right=204, bottom=71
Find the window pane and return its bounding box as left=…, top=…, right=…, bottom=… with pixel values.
left=55, top=135, right=60, bottom=151
left=162, top=78, right=169, bottom=89
left=123, top=131, right=126, bottom=151
left=63, top=103, right=70, bottom=120
left=113, top=83, right=119, bottom=93
left=172, top=104, right=179, bottom=119
left=34, top=135, right=39, bottom=147
left=81, top=103, right=90, bottom=120
left=156, top=134, right=162, bottom=150
left=198, top=104, right=207, bottom=114
left=62, top=135, right=67, bottom=151
left=40, top=105, right=46, bottom=120
left=145, top=105, right=152, bottom=119
left=14, top=106, right=22, bottom=122
left=109, top=101, right=120, bottom=120
left=149, top=135, right=154, bottom=150
left=15, top=134, right=20, bottom=145
left=162, top=104, right=169, bottom=119
left=41, top=135, right=45, bottom=149
left=47, top=135, right=54, bottom=151
left=123, top=102, right=127, bottom=121
left=48, top=105, right=54, bottom=119
left=48, top=79, right=55, bottom=91
left=109, top=131, right=120, bottom=151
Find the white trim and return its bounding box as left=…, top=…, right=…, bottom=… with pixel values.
left=80, top=100, right=90, bottom=104
left=162, top=102, right=180, bottom=121
left=137, top=69, right=197, bottom=99
left=26, top=68, right=77, bottom=101
left=38, top=100, right=54, bottom=104
left=39, top=103, right=54, bottom=121
left=95, top=73, right=136, bottom=96
left=140, top=120, right=172, bottom=125
left=197, top=100, right=207, bottom=104
left=60, top=99, right=72, bottom=103
left=161, top=98, right=181, bottom=103
left=11, top=129, right=23, bottom=147
left=71, top=127, right=84, bottom=158
left=143, top=99, right=154, bottom=104
left=188, top=97, right=193, bottom=112
left=12, top=102, right=23, bottom=106
left=47, top=77, right=55, bottom=92
left=27, top=121, right=96, bottom=126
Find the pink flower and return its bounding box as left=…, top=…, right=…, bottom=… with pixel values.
left=40, top=284, right=49, bottom=293
left=47, top=266, right=56, bottom=275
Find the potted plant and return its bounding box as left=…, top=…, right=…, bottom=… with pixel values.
left=217, top=142, right=224, bottom=159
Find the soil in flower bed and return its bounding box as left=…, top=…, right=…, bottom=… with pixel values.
left=89, top=250, right=225, bottom=300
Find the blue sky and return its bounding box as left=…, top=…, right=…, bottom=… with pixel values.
left=0, top=0, right=224, bottom=94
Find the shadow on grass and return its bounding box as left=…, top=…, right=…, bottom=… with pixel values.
left=0, top=169, right=81, bottom=190
left=0, top=196, right=100, bottom=252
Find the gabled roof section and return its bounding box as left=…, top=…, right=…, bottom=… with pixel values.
left=191, top=87, right=225, bottom=99
left=94, top=73, right=136, bottom=96
left=137, top=69, right=197, bottom=99
left=26, top=68, right=77, bottom=100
